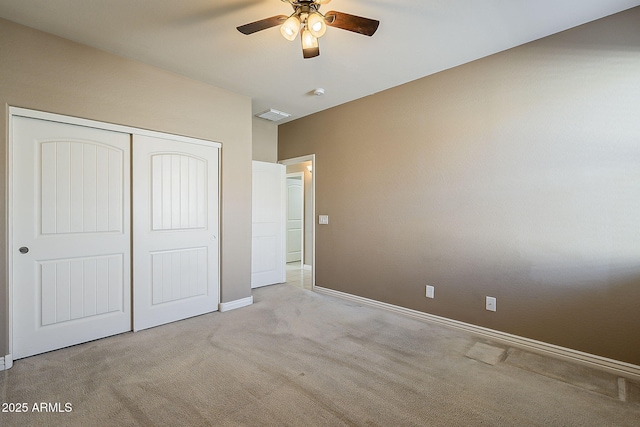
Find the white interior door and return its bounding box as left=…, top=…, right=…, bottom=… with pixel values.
left=251, top=161, right=286, bottom=288
left=286, top=175, right=303, bottom=263
left=133, top=134, right=220, bottom=331
left=12, top=117, right=132, bottom=359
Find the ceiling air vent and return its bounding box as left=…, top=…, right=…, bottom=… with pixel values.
left=256, top=109, right=291, bottom=122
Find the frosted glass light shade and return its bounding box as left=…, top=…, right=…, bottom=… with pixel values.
left=280, top=15, right=301, bottom=41
left=307, top=12, right=326, bottom=38
left=301, top=28, right=319, bottom=50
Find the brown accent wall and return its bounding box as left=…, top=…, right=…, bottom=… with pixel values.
left=0, top=19, right=253, bottom=356
left=279, top=8, right=640, bottom=365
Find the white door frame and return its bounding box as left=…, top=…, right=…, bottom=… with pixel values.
left=6, top=107, right=221, bottom=366
left=286, top=172, right=304, bottom=264
left=279, top=155, right=315, bottom=289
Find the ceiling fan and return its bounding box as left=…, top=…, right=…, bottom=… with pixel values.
left=237, top=0, right=379, bottom=59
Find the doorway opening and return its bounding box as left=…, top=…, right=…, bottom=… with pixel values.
left=279, top=155, right=315, bottom=290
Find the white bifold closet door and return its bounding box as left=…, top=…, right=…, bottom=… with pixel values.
left=12, top=117, right=132, bottom=359
left=132, top=134, right=220, bottom=331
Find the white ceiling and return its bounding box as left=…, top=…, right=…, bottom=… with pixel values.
left=1, top=0, right=639, bottom=124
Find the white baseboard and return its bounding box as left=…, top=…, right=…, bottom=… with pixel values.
left=314, top=286, right=640, bottom=381
left=219, top=296, right=254, bottom=313
left=1, top=354, right=13, bottom=371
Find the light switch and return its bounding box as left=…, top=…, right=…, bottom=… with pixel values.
left=426, top=285, right=434, bottom=299
left=319, top=215, right=329, bottom=225
left=486, top=296, right=497, bottom=312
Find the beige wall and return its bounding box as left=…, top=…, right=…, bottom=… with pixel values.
left=279, top=8, right=640, bottom=365
left=252, top=118, right=278, bottom=162
left=0, top=19, right=253, bottom=356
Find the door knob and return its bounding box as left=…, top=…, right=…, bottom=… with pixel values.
left=19, top=246, right=29, bottom=254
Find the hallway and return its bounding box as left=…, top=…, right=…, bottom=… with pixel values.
left=285, top=261, right=312, bottom=290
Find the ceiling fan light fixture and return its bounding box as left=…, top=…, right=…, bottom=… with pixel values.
left=280, top=15, right=301, bottom=41
left=237, top=1, right=379, bottom=58
left=307, top=12, right=326, bottom=38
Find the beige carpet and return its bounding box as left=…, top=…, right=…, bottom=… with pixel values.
left=1, top=283, right=638, bottom=426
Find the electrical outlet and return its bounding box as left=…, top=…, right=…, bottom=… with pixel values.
left=486, top=296, right=497, bottom=312
left=318, top=215, right=329, bottom=225
left=426, top=285, right=434, bottom=299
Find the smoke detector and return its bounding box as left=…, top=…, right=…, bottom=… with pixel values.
left=313, top=88, right=325, bottom=96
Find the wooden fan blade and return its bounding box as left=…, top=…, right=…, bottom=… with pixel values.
left=237, top=15, right=288, bottom=35
left=325, top=11, right=379, bottom=36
